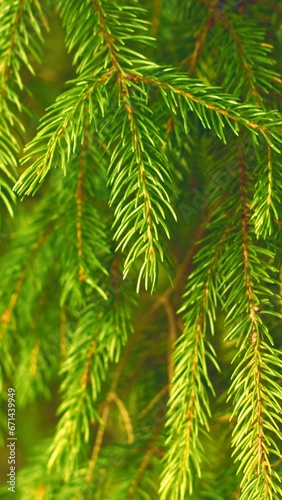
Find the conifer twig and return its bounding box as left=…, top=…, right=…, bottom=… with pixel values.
left=85, top=361, right=125, bottom=483
left=110, top=392, right=134, bottom=444
left=180, top=11, right=215, bottom=72
left=138, top=386, right=168, bottom=420
left=163, top=300, right=178, bottom=386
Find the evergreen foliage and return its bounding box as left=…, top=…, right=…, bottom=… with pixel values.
left=0, top=0, right=281, bottom=498
left=0, top=0, right=47, bottom=215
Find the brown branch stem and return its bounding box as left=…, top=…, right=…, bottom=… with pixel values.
left=85, top=361, right=125, bottom=483
left=110, top=392, right=134, bottom=444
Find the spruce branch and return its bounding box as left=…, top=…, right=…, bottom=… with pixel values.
left=0, top=218, right=55, bottom=396
left=0, top=2, right=281, bottom=497
left=13, top=275, right=60, bottom=406
left=13, top=72, right=113, bottom=196
left=135, top=72, right=282, bottom=146
left=212, top=13, right=279, bottom=104
left=251, top=144, right=282, bottom=239
left=91, top=0, right=177, bottom=291
left=0, top=0, right=47, bottom=214
left=107, top=89, right=177, bottom=292
left=54, top=129, right=110, bottom=306
left=160, top=224, right=225, bottom=499
left=13, top=0, right=281, bottom=294
left=47, top=283, right=135, bottom=479
left=220, top=142, right=282, bottom=499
